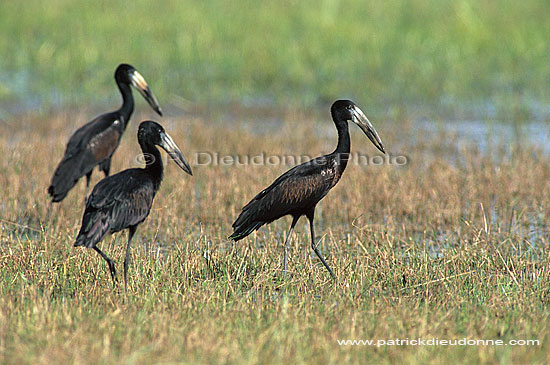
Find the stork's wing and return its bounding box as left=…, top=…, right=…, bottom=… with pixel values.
left=75, top=169, right=155, bottom=248
left=230, top=156, right=335, bottom=240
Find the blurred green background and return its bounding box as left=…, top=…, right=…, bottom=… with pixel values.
left=0, top=0, right=549, bottom=120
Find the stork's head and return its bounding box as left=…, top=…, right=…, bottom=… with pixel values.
left=138, top=121, right=192, bottom=176
left=115, top=64, right=163, bottom=116
left=331, top=100, right=385, bottom=154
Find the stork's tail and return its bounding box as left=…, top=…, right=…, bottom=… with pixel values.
left=229, top=220, right=264, bottom=241
left=48, top=156, right=85, bottom=202
left=74, top=210, right=110, bottom=248
left=229, top=202, right=267, bottom=241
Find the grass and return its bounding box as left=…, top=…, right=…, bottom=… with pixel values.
left=0, top=108, right=549, bottom=363
left=1, top=0, right=550, bottom=119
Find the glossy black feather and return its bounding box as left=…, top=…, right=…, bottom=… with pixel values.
left=74, top=169, right=155, bottom=248
left=230, top=155, right=343, bottom=241
left=48, top=64, right=161, bottom=203
left=48, top=112, right=123, bottom=202
left=73, top=121, right=168, bottom=249
left=72, top=121, right=190, bottom=289
left=229, top=100, right=385, bottom=277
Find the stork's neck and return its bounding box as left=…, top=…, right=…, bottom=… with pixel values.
left=139, top=141, right=163, bottom=189
left=334, top=121, right=350, bottom=152
left=117, top=82, right=134, bottom=128
left=332, top=118, right=350, bottom=151
left=331, top=119, right=351, bottom=171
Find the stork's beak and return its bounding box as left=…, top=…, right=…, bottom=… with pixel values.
left=131, top=70, right=163, bottom=116
left=351, top=106, right=385, bottom=154
left=159, top=132, right=193, bottom=176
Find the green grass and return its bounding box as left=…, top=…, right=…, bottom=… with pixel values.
left=1, top=1, right=550, bottom=361
left=1, top=0, right=549, bottom=119
left=0, top=111, right=549, bottom=363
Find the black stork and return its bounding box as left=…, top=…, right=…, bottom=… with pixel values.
left=74, top=121, right=192, bottom=291
left=229, top=100, right=385, bottom=278
left=48, top=63, right=163, bottom=203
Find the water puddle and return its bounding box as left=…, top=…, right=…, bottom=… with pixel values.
left=412, top=119, right=550, bottom=155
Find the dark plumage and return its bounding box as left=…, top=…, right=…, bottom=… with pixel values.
left=230, top=100, right=385, bottom=278
left=74, top=121, right=192, bottom=291
left=48, top=64, right=163, bottom=203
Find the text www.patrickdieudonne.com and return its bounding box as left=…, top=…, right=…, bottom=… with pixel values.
left=337, top=338, right=540, bottom=347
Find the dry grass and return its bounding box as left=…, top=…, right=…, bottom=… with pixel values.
left=0, top=109, right=549, bottom=363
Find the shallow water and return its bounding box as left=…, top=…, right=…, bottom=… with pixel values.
left=2, top=107, right=549, bottom=255
left=231, top=113, right=550, bottom=156
left=412, top=119, right=550, bottom=155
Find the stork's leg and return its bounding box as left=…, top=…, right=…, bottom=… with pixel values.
left=101, top=158, right=111, bottom=177
left=283, top=216, right=299, bottom=277
left=124, top=225, right=137, bottom=293
left=93, top=246, right=118, bottom=286
left=306, top=211, right=335, bottom=279
left=85, top=171, right=93, bottom=203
